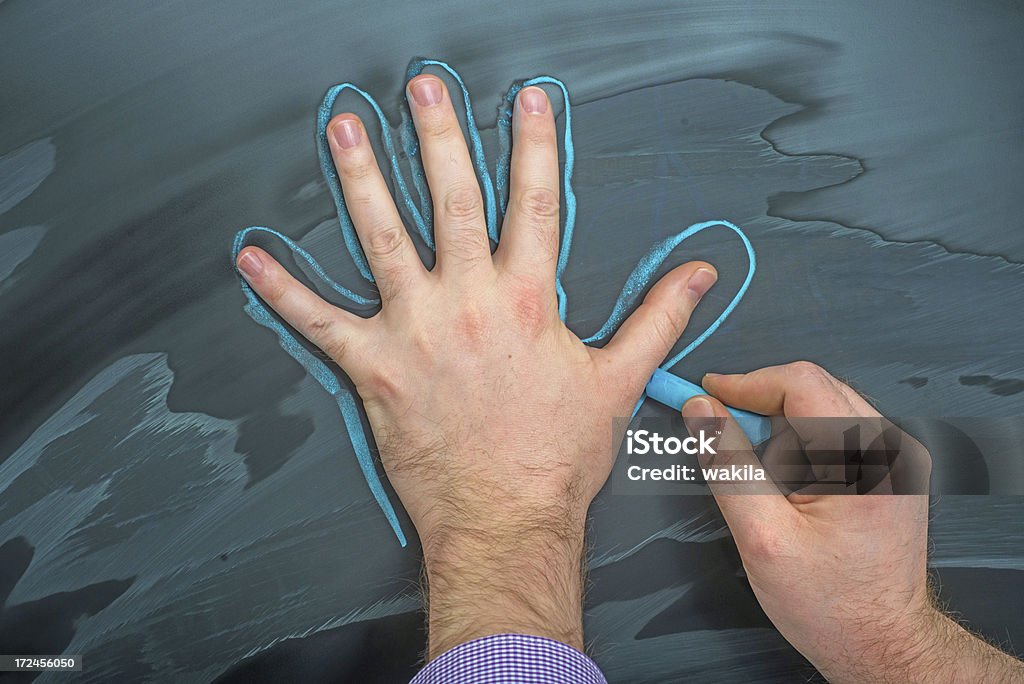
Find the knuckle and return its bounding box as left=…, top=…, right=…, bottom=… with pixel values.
left=378, top=269, right=413, bottom=302
left=442, top=184, right=483, bottom=222
left=504, top=275, right=552, bottom=333
left=408, top=325, right=437, bottom=362
left=359, top=365, right=403, bottom=405
left=737, top=518, right=790, bottom=561
left=789, top=360, right=831, bottom=386
left=524, top=122, right=556, bottom=148
left=516, top=186, right=560, bottom=221
left=427, top=116, right=462, bottom=142
left=320, top=331, right=350, bottom=362
left=442, top=229, right=489, bottom=265
left=741, top=519, right=790, bottom=561
left=340, top=155, right=374, bottom=182
left=454, top=304, right=490, bottom=346
left=266, top=281, right=289, bottom=305
left=346, top=191, right=378, bottom=217
left=650, top=308, right=683, bottom=350
left=915, top=440, right=934, bottom=474
left=531, top=226, right=559, bottom=263
left=789, top=360, right=825, bottom=376
left=303, top=310, right=334, bottom=338
left=367, top=224, right=406, bottom=261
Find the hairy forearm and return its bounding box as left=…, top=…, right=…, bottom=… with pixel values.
left=909, top=610, right=1024, bottom=683
left=421, top=509, right=588, bottom=660
left=824, top=606, right=1024, bottom=684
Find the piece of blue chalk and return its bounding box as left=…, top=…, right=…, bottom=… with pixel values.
left=645, top=368, right=772, bottom=445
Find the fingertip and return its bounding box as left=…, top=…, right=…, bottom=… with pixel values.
left=512, top=86, right=556, bottom=150
left=701, top=373, right=752, bottom=408
left=327, top=114, right=364, bottom=150
left=407, top=73, right=442, bottom=89
left=701, top=371, right=733, bottom=388
left=656, top=261, right=715, bottom=300
left=681, top=395, right=717, bottom=419
left=327, top=112, right=360, bottom=130
left=517, top=86, right=549, bottom=115
left=690, top=260, right=717, bottom=277
left=685, top=263, right=717, bottom=303
left=681, top=395, right=727, bottom=444
left=407, top=74, right=445, bottom=108
left=642, top=261, right=691, bottom=302
left=237, top=247, right=267, bottom=280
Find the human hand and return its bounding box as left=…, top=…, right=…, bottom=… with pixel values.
left=236, top=74, right=717, bottom=656
left=685, top=362, right=1024, bottom=682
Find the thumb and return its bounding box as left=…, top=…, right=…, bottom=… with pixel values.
left=681, top=395, right=793, bottom=546
left=601, top=262, right=716, bottom=388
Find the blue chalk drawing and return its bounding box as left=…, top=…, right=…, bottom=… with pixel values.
left=232, top=58, right=756, bottom=546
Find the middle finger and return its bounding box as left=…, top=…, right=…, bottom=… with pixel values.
left=407, top=74, right=492, bottom=278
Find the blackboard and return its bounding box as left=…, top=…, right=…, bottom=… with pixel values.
left=1, top=1, right=1022, bottom=681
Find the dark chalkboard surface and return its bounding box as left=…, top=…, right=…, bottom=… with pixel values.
left=1, top=1, right=1022, bottom=681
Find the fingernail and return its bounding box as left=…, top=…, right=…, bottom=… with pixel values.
left=704, top=372, right=721, bottom=379
left=682, top=397, right=720, bottom=436
left=332, top=119, right=362, bottom=149
left=687, top=268, right=717, bottom=301
left=682, top=397, right=715, bottom=419
left=238, top=251, right=264, bottom=278
left=410, top=77, right=443, bottom=107
left=519, top=87, right=547, bottom=114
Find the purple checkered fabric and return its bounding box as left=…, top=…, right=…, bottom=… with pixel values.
left=410, top=633, right=608, bottom=683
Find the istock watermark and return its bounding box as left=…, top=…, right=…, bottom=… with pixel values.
left=623, top=427, right=767, bottom=484
left=625, top=429, right=718, bottom=456
left=611, top=415, right=1024, bottom=496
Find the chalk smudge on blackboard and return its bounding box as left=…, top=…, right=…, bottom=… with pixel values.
left=0, top=138, right=55, bottom=216
left=0, top=225, right=48, bottom=285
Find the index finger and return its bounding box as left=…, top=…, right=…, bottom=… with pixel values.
left=701, top=361, right=879, bottom=418
left=704, top=362, right=929, bottom=495
left=708, top=363, right=872, bottom=488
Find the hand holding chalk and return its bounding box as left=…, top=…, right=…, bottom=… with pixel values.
left=645, top=368, right=772, bottom=445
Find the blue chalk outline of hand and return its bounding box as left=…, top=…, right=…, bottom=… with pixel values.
left=231, top=58, right=756, bottom=547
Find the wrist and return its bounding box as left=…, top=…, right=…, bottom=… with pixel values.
left=868, top=605, right=956, bottom=683
left=813, top=598, right=942, bottom=684
left=822, top=603, right=1024, bottom=684
left=420, top=507, right=588, bottom=659
left=895, top=608, right=1024, bottom=683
